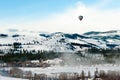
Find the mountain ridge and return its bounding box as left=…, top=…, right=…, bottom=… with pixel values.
left=0, top=30, right=120, bottom=52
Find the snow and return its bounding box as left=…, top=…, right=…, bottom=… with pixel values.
left=20, top=65, right=120, bottom=75
left=31, top=60, right=39, bottom=63
left=82, top=38, right=107, bottom=48
left=1, top=30, right=120, bottom=79
left=0, top=75, right=28, bottom=80
left=1, top=64, right=120, bottom=79
left=1, top=63, right=120, bottom=79
left=43, top=58, right=63, bottom=65
left=19, top=64, right=120, bottom=76
left=69, top=39, right=86, bottom=44
left=83, top=39, right=101, bottom=45
left=84, top=30, right=120, bottom=37
left=1, top=30, right=120, bottom=52
left=107, top=39, right=120, bottom=44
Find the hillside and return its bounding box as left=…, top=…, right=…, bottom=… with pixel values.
left=0, top=30, right=120, bottom=52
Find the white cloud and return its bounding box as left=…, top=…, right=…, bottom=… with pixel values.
left=93, top=0, right=112, bottom=8
left=1, top=1, right=120, bottom=34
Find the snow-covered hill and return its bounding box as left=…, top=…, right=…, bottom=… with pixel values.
left=0, top=30, right=120, bottom=52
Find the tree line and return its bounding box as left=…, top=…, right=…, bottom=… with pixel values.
left=1, top=47, right=120, bottom=63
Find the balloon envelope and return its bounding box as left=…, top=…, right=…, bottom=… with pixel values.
left=78, top=16, right=83, bottom=21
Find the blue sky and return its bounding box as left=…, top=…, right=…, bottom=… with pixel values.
left=0, top=0, right=120, bottom=33
left=0, top=0, right=98, bottom=19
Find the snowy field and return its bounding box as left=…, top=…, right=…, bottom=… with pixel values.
left=0, top=64, right=120, bottom=80
left=1, top=64, right=120, bottom=80
left=0, top=75, right=28, bottom=80
left=20, top=64, right=120, bottom=75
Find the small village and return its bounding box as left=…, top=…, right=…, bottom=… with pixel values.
left=0, top=50, right=120, bottom=80
left=1, top=66, right=120, bottom=80
left=0, top=57, right=120, bottom=80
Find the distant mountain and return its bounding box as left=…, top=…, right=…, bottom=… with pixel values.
left=0, top=30, right=120, bottom=52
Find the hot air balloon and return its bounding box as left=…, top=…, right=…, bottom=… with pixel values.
left=78, top=15, right=83, bottom=21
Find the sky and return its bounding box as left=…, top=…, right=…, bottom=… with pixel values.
left=0, top=0, right=120, bottom=34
